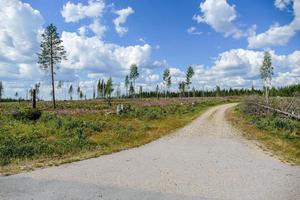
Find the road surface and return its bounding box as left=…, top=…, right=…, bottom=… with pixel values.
left=1, top=103, right=299, bottom=200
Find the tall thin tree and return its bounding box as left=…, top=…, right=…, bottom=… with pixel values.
left=38, top=24, right=67, bottom=109
left=163, top=68, right=171, bottom=98
left=0, top=81, right=3, bottom=100
left=106, top=77, right=114, bottom=106
left=125, top=75, right=129, bottom=97
left=68, top=84, right=73, bottom=100
left=186, top=66, right=194, bottom=98
left=129, top=64, right=139, bottom=97
left=260, top=51, right=273, bottom=105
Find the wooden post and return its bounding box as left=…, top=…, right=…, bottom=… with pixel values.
left=32, top=89, right=36, bottom=109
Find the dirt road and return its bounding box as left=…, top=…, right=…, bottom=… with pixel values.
left=1, top=103, right=299, bottom=200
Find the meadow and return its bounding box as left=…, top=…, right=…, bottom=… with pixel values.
left=0, top=97, right=234, bottom=175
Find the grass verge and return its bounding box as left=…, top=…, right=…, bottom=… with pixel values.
left=226, top=105, right=300, bottom=165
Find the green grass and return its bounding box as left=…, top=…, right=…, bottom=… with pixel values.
left=0, top=97, right=234, bottom=175
left=227, top=105, right=300, bottom=165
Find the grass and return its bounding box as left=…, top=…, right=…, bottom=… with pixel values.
left=227, top=105, right=300, bottom=165
left=0, top=97, right=234, bottom=175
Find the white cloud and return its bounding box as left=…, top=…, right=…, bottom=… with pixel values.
left=60, top=31, right=152, bottom=75
left=248, top=0, right=300, bottom=48
left=89, top=19, right=107, bottom=37
left=169, top=49, right=300, bottom=89
left=61, top=0, right=105, bottom=23
left=145, top=74, right=159, bottom=82
left=187, top=27, right=202, bottom=35
left=193, top=0, right=243, bottom=38
left=275, top=0, right=293, bottom=10
left=113, top=7, right=134, bottom=36
left=0, top=0, right=43, bottom=64
left=61, top=0, right=106, bottom=38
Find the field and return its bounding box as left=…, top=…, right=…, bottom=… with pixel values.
left=0, top=97, right=235, bottom=175
left=227, top=97, right=300, bottom=165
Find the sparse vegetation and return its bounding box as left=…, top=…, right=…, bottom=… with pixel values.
left=0, top=97, right=234, bottom=174
left=227, top=96, right=300, bottom=165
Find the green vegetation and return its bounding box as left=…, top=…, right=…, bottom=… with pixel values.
left=0, top=98, right=233, bottom=174
left=227, top=97, right=300, bottom=165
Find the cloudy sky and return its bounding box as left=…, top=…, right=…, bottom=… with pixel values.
left=0, top=0, right=299, bottom=99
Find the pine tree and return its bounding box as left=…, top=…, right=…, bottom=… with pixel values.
left=38, top=24, right=66, bottom=109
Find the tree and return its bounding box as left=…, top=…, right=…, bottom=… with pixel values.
left=29, top=83, right=40, bottom=101
left=77, top=86, right=81, bottom=99
left=163, top=68, right=171, bottom=98
left=106, top=77, right=114, bottom=98
left=38, top=24, right=67, bottom=109
left=106, top=77, right=114, bottom=106
left=186, top=66, right=194, bottom=98
left=79, top=90, right=84, bottom=100
left=155, top=85, right=160, bottom=99
left=0, top=81, right=3, bottom=100
left=93, top=84, right=96, bottom=100
left=129, top=82, right=134, bottom=96
left=216, top=85, right=221, bottom=97
left=129, top=64, right=139, bottom=97
left=139, top=86, right=143, bottom=98
left=179, top=81, right=186, bottom=97
left=116, top=84, right=121, bottom=98
left=97, top=79, right=101, bottom=98
left=68, top=84, right=73, bottom=100
left=260, top=51, right=273, bottom=105
left=57, top=80, right=63, bottom=100
left=125, top=75, right=129, bottom=97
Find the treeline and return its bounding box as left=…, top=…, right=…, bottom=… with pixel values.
left=136, top=84, right=300, bottom=99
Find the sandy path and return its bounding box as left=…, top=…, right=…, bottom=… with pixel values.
left=1, top=103, right=299, bottom=200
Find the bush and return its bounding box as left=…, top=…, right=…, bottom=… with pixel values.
left=12, top=108, right=42, bottom=121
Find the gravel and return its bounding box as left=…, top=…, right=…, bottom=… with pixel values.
left=1, top=103, right=299, bottom=200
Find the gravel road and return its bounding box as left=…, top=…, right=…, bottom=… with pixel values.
left=1, top=103, right=299, bottom=200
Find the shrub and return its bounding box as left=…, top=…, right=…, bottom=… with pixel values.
left=12, top=108, right=42, bottom=121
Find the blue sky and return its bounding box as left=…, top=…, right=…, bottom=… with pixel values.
left=0, top=0, right=299, bottom=99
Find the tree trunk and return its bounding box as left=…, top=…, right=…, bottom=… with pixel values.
left=50, top=37, right=56, bottom=109
left=32, top=89, right=36, bottom=109
left=265, top=86, right=269, bottom=106
left=133, top=79, right=136, bottom=99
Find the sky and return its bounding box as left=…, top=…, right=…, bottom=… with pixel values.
left=0, top=0, right=299, bottom=99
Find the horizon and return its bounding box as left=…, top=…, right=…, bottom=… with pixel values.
left=0, top=0, right=299, bottom=100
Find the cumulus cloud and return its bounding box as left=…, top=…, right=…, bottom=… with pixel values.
left=61, top=0, right=105, bottom=23
left=60, top=31, right=152, bottom=75
left=113, top=7, right=134, bottom=36
left=0, top=0, right=43, bottom=64
left=170, top=49, right=300, bottom=89
left=193, top=0, right=243, bottom=38
left=61, top=0, right=107, bottom=38
left=248, top=0, right=300, bottom=48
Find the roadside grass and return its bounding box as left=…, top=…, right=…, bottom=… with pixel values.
left=0, top=97, right=234, bottom=175
left=227, top=105, right=300, bottom=165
